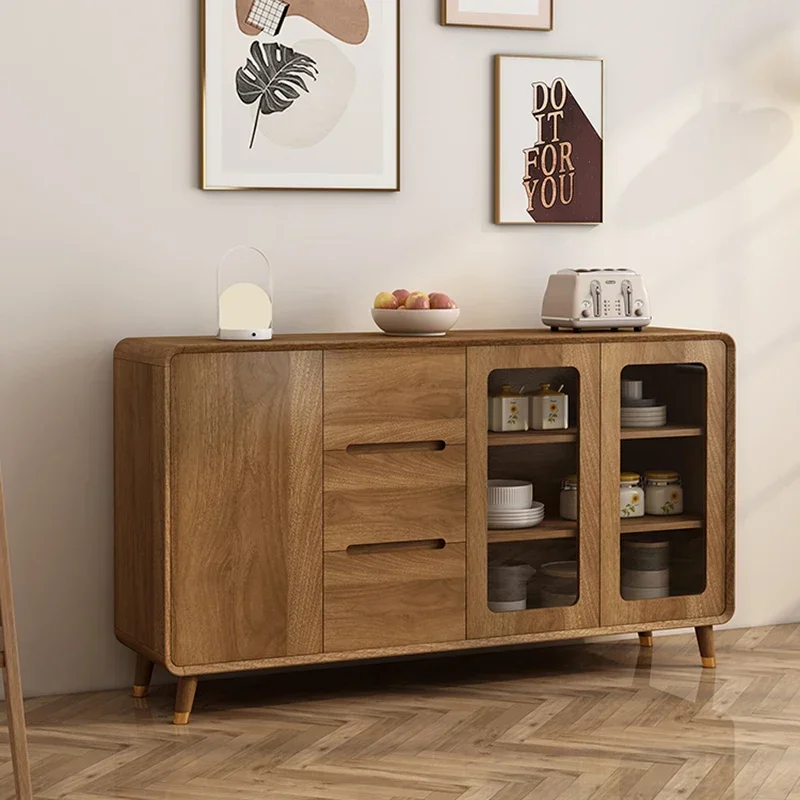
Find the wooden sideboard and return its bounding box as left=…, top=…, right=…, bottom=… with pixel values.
left=114, top=328, right=735, bottom=724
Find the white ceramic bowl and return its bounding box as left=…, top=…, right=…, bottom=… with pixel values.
left=371, top=308, right=460, bottom=337
left=488, top=480, right=533, bottom=509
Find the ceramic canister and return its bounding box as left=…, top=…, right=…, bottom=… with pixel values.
left=620, top=473, right=645, bottom=518
left=488, top=385, right=529, bottom=432
left=530, top=384, right=568, bottom=431
left=560, top=475, right=578, bottom=521
left=643, top=471, right=684, bottom=515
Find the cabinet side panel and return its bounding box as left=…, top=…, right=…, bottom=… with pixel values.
left=114, top=359, right=167, bottom=659
left=170, top=352, right=323, bottom=668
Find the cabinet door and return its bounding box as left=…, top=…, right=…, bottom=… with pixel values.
left=467, top=344, right=601, bottom=639
left=600, top=340, right=729, bottom=626
left=170, top=352, right=323, bottom=668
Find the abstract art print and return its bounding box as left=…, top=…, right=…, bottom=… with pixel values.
left=495, top=55, right=604, bottom=225
left=203, top=0, right=399, bottom=190
left=442, top=0, right=552, bottom=31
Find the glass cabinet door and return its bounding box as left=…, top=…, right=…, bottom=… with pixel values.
left=466, top=344, right=600, bottom=639
left=599, top=340, right=728, bottom=627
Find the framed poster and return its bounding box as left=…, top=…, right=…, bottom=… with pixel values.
left=203, top=0, right=399, bottom=191
left=442, top=0, right=553, bottom=31
left=495, top=55, right=604, bottom=225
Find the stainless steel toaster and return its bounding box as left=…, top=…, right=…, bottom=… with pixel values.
left=541, top=269, right=652, bottom=332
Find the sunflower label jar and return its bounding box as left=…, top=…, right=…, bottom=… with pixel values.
left=643, top=471, right=684, bottom=515
left=488, top=385, right=529, bottom=432
left=620, top=473, right=645, bottom=518
left=560, top=475, right=578, bottom=521
left=530, top=384, right=568, bottom=431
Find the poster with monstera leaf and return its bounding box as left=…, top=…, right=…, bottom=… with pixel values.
left=203, top=0, right=399, bottom=190
left=495, top=56, right=604, bottom=224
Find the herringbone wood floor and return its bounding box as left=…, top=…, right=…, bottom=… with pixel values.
left=5, top=625, right=800, bottom=799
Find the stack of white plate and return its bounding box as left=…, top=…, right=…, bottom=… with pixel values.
left=487, top=480, right=544, bottom=529
left=620, top=404, right=667, bottom=428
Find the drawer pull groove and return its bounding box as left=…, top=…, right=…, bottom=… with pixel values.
left=345, top=441, right=446, bottom=454
left=345, top=539, right=447, bottom=555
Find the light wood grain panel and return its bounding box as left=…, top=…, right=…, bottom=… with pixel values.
left=114, top=359, right=168, bottom=660
left=324, top=543, right=466, bottom=651
left=0, top=472, right=33, bottom=799
left=324, top=350, right=466, bottom=449
left=170, top=352, right=323, bottom=668
left=324, top=446, right=465, bottom=551
left=114, top=328, right=733, bottom=367
left=467, top=344, right=601, bottom=639
left=599, top=340, right=730, bottom=626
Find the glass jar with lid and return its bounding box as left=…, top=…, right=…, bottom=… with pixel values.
left=620, top=472, right=645, bottom=518
left=488, top=385, right=529, bottom=432
left=530, top=383, right=568, bottom=431
left=560, top=475, right=578, bottom=521
left=643, top=471, right=684, bottom=515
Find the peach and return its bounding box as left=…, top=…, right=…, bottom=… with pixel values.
left=392, top=289, right=411, bottom=307
left=405, top=291, right=430, bottom=310
left=374, top=292, right=399, bottom=309
left=429, top=292, right=458, bottom=309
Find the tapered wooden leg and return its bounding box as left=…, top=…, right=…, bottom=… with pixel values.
left=132, top=654, right=154, bottom=698
left=638, top=631, right=654, bottom=648
left=695, top=625, right=716, bottom=669
left=173, top=676, right=199, bottom=725
left=2, top=659, right=33, bottom=799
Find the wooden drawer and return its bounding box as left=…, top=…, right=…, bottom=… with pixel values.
left=324, top=444, right=465, bottom=551
left=324, top=350, right=466, bottom=450
left=324, top=542, right=466, bottom=651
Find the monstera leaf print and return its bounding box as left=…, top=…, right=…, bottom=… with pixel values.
left=236, top=42, right=319, bottom=149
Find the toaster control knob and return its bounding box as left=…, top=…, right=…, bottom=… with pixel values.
left=635, top=308, right=644, bottom=317
left=581, top=309, right=591, bottom=318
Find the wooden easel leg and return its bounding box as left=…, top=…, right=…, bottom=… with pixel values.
left=173, top=676, right=199, bottom=725
left=132, top=654, right=155, bottom=698
left=2, top=658, right=33, bottom=799
left=695, top=625, right=716, bottom=669
left=638, top=631, right=654, bottom=648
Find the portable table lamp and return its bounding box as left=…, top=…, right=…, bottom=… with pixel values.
left=217, top=245, right=274, bottom=341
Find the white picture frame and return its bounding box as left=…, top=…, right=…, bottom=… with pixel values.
left=442, top=0, right=553, bottom=32
left=203, top=0, right=399, bottom=191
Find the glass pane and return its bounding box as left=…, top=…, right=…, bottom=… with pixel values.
left=486, top=367, right=580, bottom=612
left=618, top=364, right=708, bottom=601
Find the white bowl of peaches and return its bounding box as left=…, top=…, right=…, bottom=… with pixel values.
left=372, top=290, right=460, bottom=337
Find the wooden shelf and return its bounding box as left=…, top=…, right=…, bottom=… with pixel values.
left=488, top=428, right=577, bottom=446
left=621, top=425, right=704, bottom=441
left=620, top=515, right=704, bottom=534
left=488, top=519, right=577, bottom=545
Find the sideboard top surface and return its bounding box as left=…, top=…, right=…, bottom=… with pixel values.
left=115, top=328, right=735, bottom=367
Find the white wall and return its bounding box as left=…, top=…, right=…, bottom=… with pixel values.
left=1, top=0, right=799, bottom=697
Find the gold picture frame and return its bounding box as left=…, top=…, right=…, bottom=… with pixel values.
left=494, top=54, right=604, bottom=225
left=202, top=0, right=401, bottom=192
left=441, top=0, right=553, bottom=32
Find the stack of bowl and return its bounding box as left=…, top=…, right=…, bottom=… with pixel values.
left=488, top=561, right=535, bottom=612
left=620, top=379, right=667, bottom=428
left=621, top=539, right=670, bottom=600
left=487, top=480, right=544, bottom=530
left=540, top=561, right=578, bottom=607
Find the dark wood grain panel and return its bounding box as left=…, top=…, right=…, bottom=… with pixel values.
left=170, top=352, right=323, bottom=668
left=114, top=359, right=168, bottom=660
left=324, top=544, right=466, bottom=651
left=324, top=350, right=466, bottom=449
left=324, top=446, right=465, bottom=551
